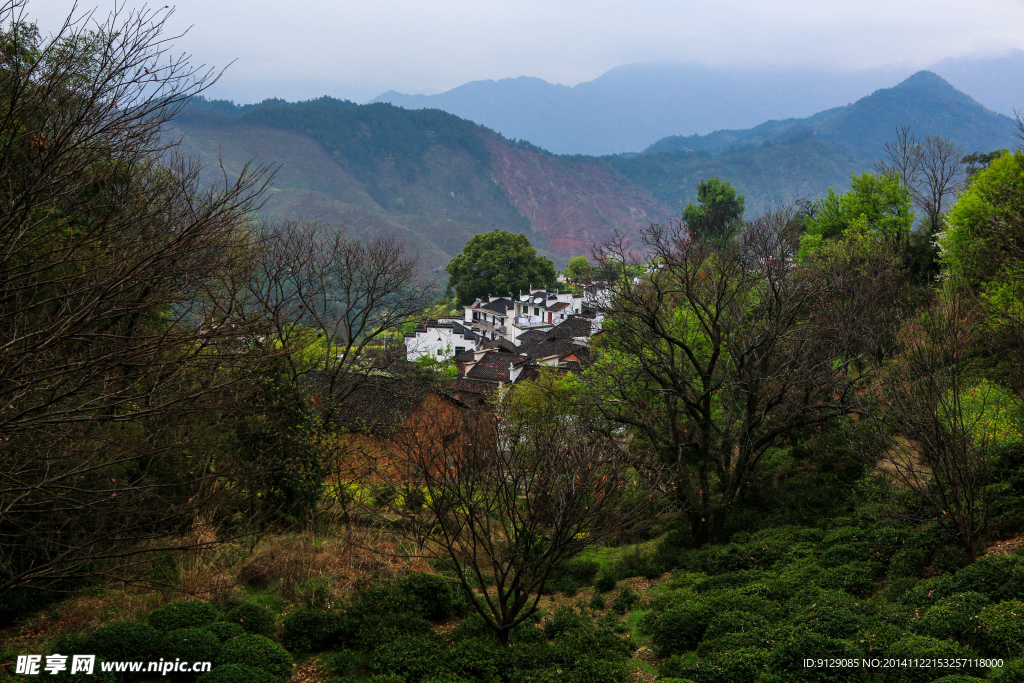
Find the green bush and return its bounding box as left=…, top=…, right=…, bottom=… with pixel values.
left=196, top=664, right=278, bottom=683
left=950, top=555, right=1024, bottom=602
left=42, top=634, right=117, bottom=683
left=978, top=601, right=1024, bottom=658
left=991, top=659, right=1024, bottom=682
left=594, top=575, right=617, bottom=592
left=367, top=632, right=447, bottom=681
left=398, top=572, right=469, bottom=620
left=914, top=592, right=990, bottom=644
left=223, top=602, right=275, bottom=636
left=611, top=585, right=639, bottom=614
left=87, top=622, right=163, bottom=664
left=882, top=635, right=978, bottom=683
left=340, top=584, right=434, bottom=649
left=590, top=594, right=606, bottom=610
left=696, top=646, right=772, bottom=683
left=204, top=622, right=246, bottom=643
left=642, top=605, right=706, bottom=656
left=820, top=561, right=883, bottom=597
left=160, top=628, right=222, bottom=668
left=218, top=634, right=291, bottom=680
left=611, top=547, right=662, bottom=580
left=543, top=606, right=591, bottom=640
left=888, top=547, right=929, bottom=579
left=701, top=610, right=770, bottom=643
left=281, top=608, right=346, bottom=652
left=148, top=601, right=219, bottom=631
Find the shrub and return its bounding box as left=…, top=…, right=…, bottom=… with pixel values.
left=820, top=561, right=883, bottom=597
left=594, top=575, right=617, bottom=593
left=281, top=608, right=346, bottom=652
left=366, top=632, right=447, bottom=681
left=590, top=594, right=606, bottom=610
left=696, top=646, right=772, bottom=683
left=888, top=548, right=929, bottom=579
left=977, top=601, right=1024, bottom=658
left=950, top=555, right=1024, bottom=602
left=148, top=601, right=219, bottom=631
left=196, top=664, right=278, bottom=683
left=611, top=585, right=639, bottom=614
left=223, top=602, right=275, bottom=636
left=642, top=605, right=706, bottom=656
left=702, top=610, right=770, bottom=643
left=882, top=635, right=977, bottom=683
left=87, top=622, right=162, bottom=663
left=340, top=584, right=434, bottom=648
left=611, top=548, right=662, bottom=580
left=543, top=606, right=591, bottom=640
left=160, top=628, right=222, bottom=668
left=218, top=634, right=291, bottom=681
left=693, top=571, right=758, bottom=593
left=399, top=573, right=469, bottom=620
left=990, top=659, right=1024, bottom=682
left=914, top=592, right=990, bottom=644
left=204, top=622, right=246, bottom=643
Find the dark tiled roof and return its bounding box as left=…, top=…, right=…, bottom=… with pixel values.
left=481, top=338, right=519, bottom=353
left=481, top=298, right=514, bottom=314
left=548, top=302, right=569, bottom=312
left=517, top=339, right=588, bottom=361
left=454, top=349, right=477, bottom=363
left=549, top=315, right=593, bottom=340
left=465, top=352, right=527, bottom=382
left=516, top=329, right=549, bottom=343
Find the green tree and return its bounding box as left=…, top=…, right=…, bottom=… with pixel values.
left=445, top=230, right=556, bottom=305
left=682, top=177, right=746, bottom=241
left=564, top=256, right=593, bottom=282
left=799, top=172, right=913, bottom=258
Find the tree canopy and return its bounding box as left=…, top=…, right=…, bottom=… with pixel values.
left=681, top=177, right=745, bottom=241
left=445, top=230, right=556, bottom=305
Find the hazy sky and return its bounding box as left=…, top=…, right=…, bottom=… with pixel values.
left=35, top=0, right=1024, bottom=104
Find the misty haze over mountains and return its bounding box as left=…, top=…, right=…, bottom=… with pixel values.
left=372, top=51, right=1024, bottom=155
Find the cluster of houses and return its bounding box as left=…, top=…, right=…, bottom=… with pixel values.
left=403, top=287, right=605, bottom=406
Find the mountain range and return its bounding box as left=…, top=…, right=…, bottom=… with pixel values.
left=173, top=71, right=1019, bottom=275
left=372, top=53, right=1024, bottom=155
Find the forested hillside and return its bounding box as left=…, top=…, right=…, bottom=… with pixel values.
left=174, top=99, right=672, bottom=270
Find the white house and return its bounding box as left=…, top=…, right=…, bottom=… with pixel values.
left=404, top=319, right=483, bottom=362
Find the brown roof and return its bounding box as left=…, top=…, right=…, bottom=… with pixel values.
left=449, top=378, right=496, bottom=407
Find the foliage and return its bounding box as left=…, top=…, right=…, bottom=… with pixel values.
left=160, top=628, right=223, bottom=668
left=86, top=622, right=163, bottom=664
left=223, top=602, right=276, bottom=636
left=798, top=172, right=913, bottom=259
left=204, top=622, right=246, bottom=643
left=281, top=608, right=346, bottom=652
left=147, top=601, right=219, bottom=632
left=217, top=634, right=292, bottom=681
left=397, top=572, right=470, bottom=620
left=445, top=229, right=556, bottom=305
left=681, top=177, right=746, bottom=241
left=196, top=664, right=278, bottom=683
left=565, top=256, right=594, bottom=281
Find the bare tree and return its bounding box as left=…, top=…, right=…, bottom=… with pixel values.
left=877, top=126, right=964, bottom=236
left=374, top=377, right=653, bottom=645
left=878, top=284, right=997, bottom=561
left=587, top=209, right=907, bottom=544
left=245, top=220, right=433, bottom=428
left=0, top=1, right=279, bottom=599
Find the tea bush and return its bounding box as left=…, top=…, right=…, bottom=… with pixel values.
left=87, top=622, right=162, bottom=664
left=222, top=602, right=276, bottom=636
left=913, top=592, right=990, bottom=644
left=977, top=600, right=1024, bottom=658
left=398, top=572, right=470, bottom=620
left=204, top=622, right=246, bottom=643
left=196, top=664, right=277, bottom=683
left=147, top=601, right=219, bottom=631
left=218, top=634, right=292, bottom=681
left=281, top=608, right=346, bottom=652
left=159, top=628, right=222, bottom=668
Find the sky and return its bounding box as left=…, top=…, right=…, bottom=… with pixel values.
left=34, top=0, right=1024, bottom=105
